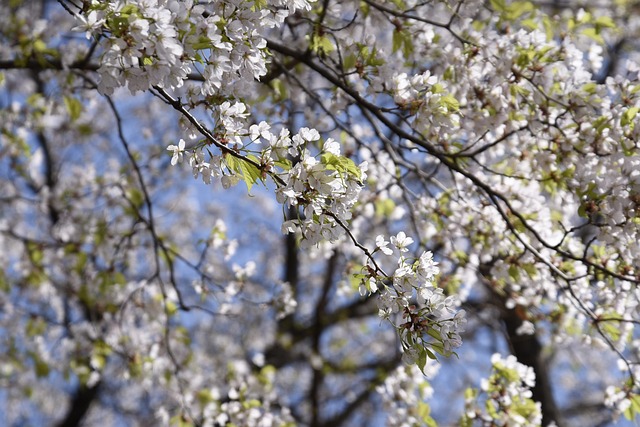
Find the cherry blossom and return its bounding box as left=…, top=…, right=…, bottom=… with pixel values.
left=2, top=0, right=640, bottom=425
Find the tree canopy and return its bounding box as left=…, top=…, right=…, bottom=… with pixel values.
left=1, top=0, right=640, bottom=426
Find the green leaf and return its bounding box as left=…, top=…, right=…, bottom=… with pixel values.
left=464, top=387, right=477, bottom=400
left=491, top=0, right=534, bottom=20
left=243, top=399, right=262, bottom=409
left=343, top=54, right=356, bottom=71
left=27, top=93, right=43, bottom=108
left=417, top=401, right=437, bottom=426
left=30, top=352, right=50, bottom=378
left=258, top=365, right=276, bottom=386
left=239, top=156, right=263, bottom=192
left=196, top=389, right=215, bottom=404
left=509, top=84, right=531, bottom=98
left=113, top=272, right=127, bottom=286
left=427, top=82, right=441, bottom=94
left=450, top=250, right=468, bottom=266
left=392, top=29, right=414, bottom=57
left=580, top=27, right=604, bottom=44
left=320, top=152, right=362, bottom=180
left=392, top=30, right=403, bottom=54
left=358, top=44, right=385, bottom=66
left=521, top=18, right=538, bottom=31
left=119, top=4, right=139, bottom=16
left=274, top=157, right=292, bottom=171
left=439, top=94, right=460, bottom=112
left=26, top=242, right=44, bottom=266
left=0, top=269, right=8, bottom=293
left=621, top=107, right=639, bottom=128
left=486, top=400, right=499, bottom=419
left=26, top=318, right=46, bottom=337
left=623, top=392, right=640, bottom=420
left=63, top=96, right=83, bottom=122
left=374, top=198, right=395, bottom=218
left=601, top=320, right=621, bottom=342
left=490, top=0, right=506, bottom=12
left=593, top=116, right=610, bottom=133
left=513, top=396, right=540, bottom=419
left=32, top=39, right=47, bottom=53
left=424, top=347, right=437, bottom=360
left=225, top=154, right=263, bottom=192
left=252, top=0, right=268, bottom=10
left=582, top=82, right=597, bottom=95
left=495, top=365, right=520, bottom=383
left=426, top=327, right=442, bottom=342
left=126, top=188, right=144, bottom=210
left=359, top=1, right=370, bottom=16
left=595, top=16, right=616, bottom=29
left=426, top=414, right=438, bottom=427
left=270, top=78, right=288, bottom=102
left=459, top=414, right=473, bottom=427
left=308, top=33, right=335, bottom=55
left=522, top=263, right=537, bottom=278
left=417, top=348, right=428, bottom=374
left=508, top=264, right=521, bottom=281
left=169, top=415, right=194, bottom=427
left=166, top=300, right=178, bottom=316
left=35, top=358, right=50, bottom=377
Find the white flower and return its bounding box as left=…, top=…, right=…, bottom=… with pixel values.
left=417, top=251, right=439, bottom=280
left=375, top=235, right=394, bottom=255
left=72, top=10, right=104, bottom=39
left=516, top=320, right=535, bottom=336
left=392, top=265, right=414, bottom=293
left=232, top=261, right=256, bottom=280
left=401, top=346, right=420, bottom=365
left=292, top=127, right=320, bottom=148
left=390, top=231, right=414, bottom=252
left=322, top=138, right=340, bottom=155
left=221, top=174, right=240, bottom=188
left=369, top=277, right=378, bottom=293
left=167, top=139, right=186, bottom=165
left=249, top=121, right=271, bottom=142
left=359, top=283, right=367, bottom=296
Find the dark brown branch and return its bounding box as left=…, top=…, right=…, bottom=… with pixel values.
left=0, top=58, right=205, bottom=81
left=501, top=304, right=564, bottom=427
left=55, top=381, right=102, bottom=427
left=310, top=252, right=338, bottom=427
left=478, top=261, right=565, bottom=427
left=361, top=0, right=475, bottom=45
left=265, top=296, right=377, bottom=369
left=266, top=37, right=639, bottom=287
left=30, top=71, right=61, bottom=225
left=317, top=353, right=402, bottom=427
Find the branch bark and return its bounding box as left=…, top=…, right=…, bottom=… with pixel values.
left=55, top=381, right=102, bottom=427
left=501, top=306, right=565, bottom=427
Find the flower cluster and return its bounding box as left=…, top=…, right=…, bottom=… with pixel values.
left=169, top=120, right=367, bottom=248
left=75, top=0, right=313, bottom=97
left=392, top=70, right=460, bottom=132
left=78, top=0, right=467, bottom=380
left=364, top=232, right=466, bottom=363
left=376, top=364, right=439, bottom=427
left=462, top=354, right=541, bottom=427
left=605, top=386, right=633, bottom=416
left=7, top=0, right=640, bottom=424
left=276, top=129, right=367, bottom=247
left=159, top=361, right=295, bottom=427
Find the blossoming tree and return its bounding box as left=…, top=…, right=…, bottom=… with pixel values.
left=1, top=0, right=640, bottom=425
